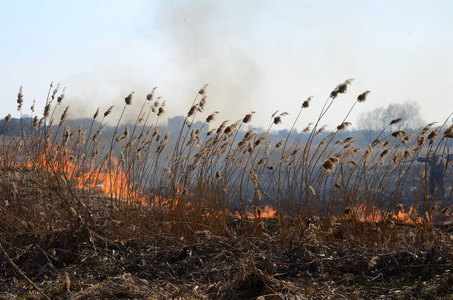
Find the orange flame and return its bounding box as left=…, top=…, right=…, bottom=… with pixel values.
left=17, top=146, right=280, bottom=218
left=349, top=204, right=423, bottom=224
left=230, top=206, right=278, bottom=219
left=394, top=207, right=423, bottom=224
left=17, top=146, right=146, bottom=203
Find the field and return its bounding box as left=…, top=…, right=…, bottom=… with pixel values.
left=1, top=81, right=453, bottom=299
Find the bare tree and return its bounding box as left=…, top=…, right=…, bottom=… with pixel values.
left=357, top=101, right=425, bottom=134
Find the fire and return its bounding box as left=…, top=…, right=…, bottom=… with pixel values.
left=20, top=148, right=437, bottom=224
left=76, top=156, right=146, bottom=202
left=253, top=206, right=278, bottom=219
left=148, top=182, right=193, bottom=209
left=231, top=206, right=278, bottom=219
left=348, top=204, right=423, bottom=224
left=18, top=146, right=147, bottom=203
left=16, top=146, right=280, bottom=218
left=394, top=207, right=423, bottom=224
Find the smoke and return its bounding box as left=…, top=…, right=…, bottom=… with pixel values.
left=55, top=0, right=264, bottom=130
left=155, top=0, right=264, bottom=127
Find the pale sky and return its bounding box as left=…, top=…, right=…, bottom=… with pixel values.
left=1, top=0, right=452, bottom=131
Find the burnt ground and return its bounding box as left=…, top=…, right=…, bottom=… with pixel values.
left=1, top=217, right=453, bottom=300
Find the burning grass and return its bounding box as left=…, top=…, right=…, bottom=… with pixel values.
left=1, top=81, right=453, bottom=299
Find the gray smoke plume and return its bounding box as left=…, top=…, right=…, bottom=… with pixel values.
left=155, top=0, right=264, bottom=127
left=57, top=0, right=264, bottom=130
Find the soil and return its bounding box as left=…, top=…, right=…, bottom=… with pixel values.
left=1, top=218, right=453, bottom=300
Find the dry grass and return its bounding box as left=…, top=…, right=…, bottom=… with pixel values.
left=1, top=81, right=453, bottom=299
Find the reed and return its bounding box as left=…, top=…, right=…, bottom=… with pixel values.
left=0, top=82, right=452, bottom=246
